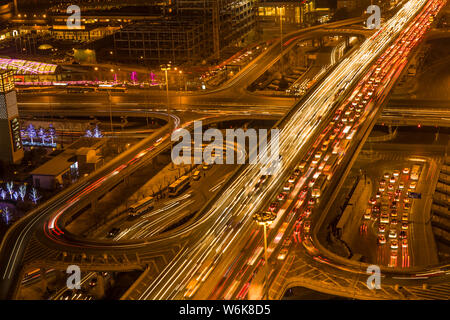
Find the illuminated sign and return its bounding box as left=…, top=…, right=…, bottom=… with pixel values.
left=10, top=117, right=22, bottom=151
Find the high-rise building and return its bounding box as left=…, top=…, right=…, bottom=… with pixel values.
left=0, top=70, right=24, bottom=164
left=114, top=0, right=256, bottom=64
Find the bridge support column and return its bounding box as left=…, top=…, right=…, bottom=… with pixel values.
left=388, top=125, right=392, bottom=134
left=40, top=268, right=48, bottom=293
left=93, top=272, right=106, bottom=299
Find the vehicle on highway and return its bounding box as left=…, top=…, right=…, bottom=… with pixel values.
left=277, top=192, right=287, bottom=201
left=277, top=248, right=288, bottom=260
left=129, top=196, right=154, bottom=217
left=380, top=213, right=389, bottom=224
left=378, top=225, right=386, bottom=233
left=202, top=164, right=212, bottom=171
left=283, top=183, right=292, bottom=191
left=410, top=181, right=417, bottom=189
left=168, top=175, right=190, bottom=197
left=389, top=230, right=397, bottom=239
left=107, top=227, right=120, bottom=238
left=192, top=170, right=201, bottom=181
left=403, top=167, right=410, bottom=175
left=410, top=164, right=421, bottom=180
left=377, top=234, right=386, bottom=245
left=89, top=278, right=98, bottom=288
left=402, top=239, right=408, bottom=248
left=312, top=174, right=327, bottom=198
left=402, top=222, right=408, bottom=230
left=364, top=208, right=372, bottom=220
left=390, top=239, right=398, bottom=249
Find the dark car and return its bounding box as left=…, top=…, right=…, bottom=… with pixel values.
left=107, top=227, right=120, bottom=238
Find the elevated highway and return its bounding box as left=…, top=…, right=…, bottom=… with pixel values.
left=2, top=1, right=450, bottom=301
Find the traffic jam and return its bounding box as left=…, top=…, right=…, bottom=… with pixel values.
left=361, top=165, right=421, bottom=268
left=188, top=0, right=444, bottom=300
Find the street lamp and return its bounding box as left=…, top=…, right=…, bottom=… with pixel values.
left=161, top=63, right=173, bottom=162
left=278, top=6, right=284, bottom=72
left=253, top=210, right=277, bottom=299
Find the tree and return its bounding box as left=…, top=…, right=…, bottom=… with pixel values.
left=0, top=189, right=6, bottom=200
left=30, top=187, right=41, bottom=204
left=2, top=207, right=10, bottom=225
left=93, top=125, right=102, bottom=138
left=12, top=191, right=19, bottom=201
left=6, top=181, right=14, bottom=198
left=85, top=129, right=93, bottom=138
left=18, top=185, right=27, bottom=201
left=38, top=127, right=47, bottom=144
left=27, top=124, right=37, bottom=144
left=48, top=124, right=56, bottom=145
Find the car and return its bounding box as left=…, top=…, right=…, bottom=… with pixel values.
left=390, top=239, right=398, bottom=249
left=388, top=184, right=394, bottom=191
left=399, top=182, right=405, bottom=189
left=377, top=234, right=386, bottom=245
left=394, top=195, right=400, bottom=202
left=402, top=239, right=408, bottom=248
left=379, top=186, right=385, bottom=192
left=308, top=198, right=316, bottom=206
left=390, top=176, right=396, bottom=184
left=378, top=224, right=386, bottom=233
left=298, top=162, right=307, bottom=171
left=268, top=202, right=278, bottom=212
left=403, top=197, right=410, bottom=203
left=89, top=278, right=98, bottom=288
left=369, top=197, right=377, bottom=205
left=288, top=175, right=296, bottom=184
left=304, top=208, right=312, bottom=217
left=390, top=219, right=398, bottom=227
left=300, top=186, right=308, bottom=196
left=314, top=152, right=322, bottom=159
left=380, top=213, right=389, bottom=224
left=401, top=213, right=409, bottom=222
left=399, top=230, right=407, bottom=239
left=294, top=169, right=301, bottom=176
left=192, top=170, right=201, bottom=181
left=376, top=192, right=381, bottom=198
left=373, top=205, right=380, bottom=213
left=404, top=203, right=411, bottom=211
left=277, top=192, right=286, bottom=201
left=308, top=179, right=316, bottom=188
left=384, top=173, right=390, bottom=179
left=393, top=170, right=400, bottom=177
left=379, top=179, right=386, bottom=186
left=410, top=181, right=417, bottom=189
left=107, top=228, right=120, bottom=238
left=364, top=208, right=372, bottom=220
left=389, top=230, right=397, bottom=239
left=403, top=167, right=410, bottom=174
left=283, top=183, right=292, bottom=191
left=402, top=222, right=408, bottom=230
left=303, top=221, right=311, bottom=233
left=277, top=248, right=288, bottom=260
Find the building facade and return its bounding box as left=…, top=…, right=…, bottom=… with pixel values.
left=0, top=70, right=23, bottom=164
left=114, top=0, right=257, bottom=65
